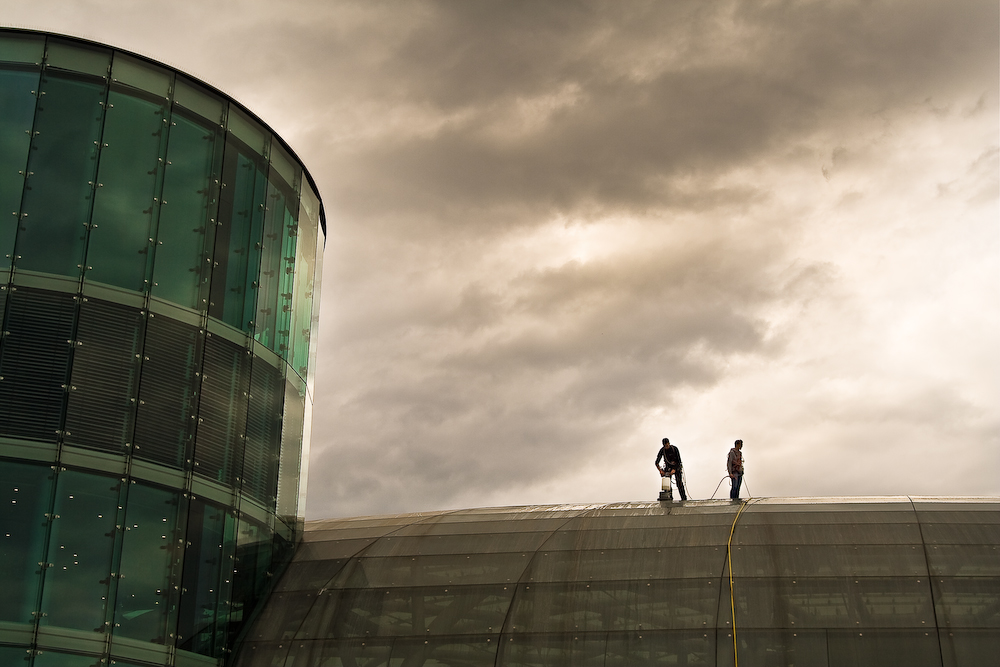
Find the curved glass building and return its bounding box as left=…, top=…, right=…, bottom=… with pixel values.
left=0, top=29, right=324, bottom=666
left=237, top=498, right=999, bottom=667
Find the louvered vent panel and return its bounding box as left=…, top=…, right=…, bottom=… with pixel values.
left=242, top=358, right=283, bottom=507
left=133, top=314, right=203, bottom=469
left=194, top=334, right=250, bottom=486
left=0, top=288, right=77, bottom=441
left=64, top=299, right=144, bottom=453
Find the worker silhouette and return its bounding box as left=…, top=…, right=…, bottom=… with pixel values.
left=728, top=439, right=744, bottom=499
left=655, top=438, right=687, bottom=501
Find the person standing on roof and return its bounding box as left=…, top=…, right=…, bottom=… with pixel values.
left=655, top=438, right=687, bottom=501
left=728, top=439, right=744, bottom=499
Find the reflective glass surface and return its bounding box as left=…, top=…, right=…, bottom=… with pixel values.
left=86, top=89, right=167, bottom=292
left=0, top=66, right=39, bottom=273
left=15, top=70, right=104, bottom=279
left=38, top=470, right=120, bottom=632
left=0, top=26, right=320, bottom=667
left=0, top=460, right=54, bottom=624
left=114, top=482, right=181, bottom=643
left=150, top=109, right=220, bottom=309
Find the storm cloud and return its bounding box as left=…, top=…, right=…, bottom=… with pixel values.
left=8, top=0, right=997, bottom=517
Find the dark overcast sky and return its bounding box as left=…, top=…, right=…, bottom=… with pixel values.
left=7, top=0, right=998, bottom=518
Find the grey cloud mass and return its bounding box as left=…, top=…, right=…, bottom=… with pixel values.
left=7, top=0, right=997, bottom=518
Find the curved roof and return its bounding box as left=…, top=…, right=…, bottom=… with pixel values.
left=237, top=497, right=1000, bottom=666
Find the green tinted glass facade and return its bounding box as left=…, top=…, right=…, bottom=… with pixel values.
left=0, top=29, right=324, bottom=667
left=237, top=499, right=1000, bottom=667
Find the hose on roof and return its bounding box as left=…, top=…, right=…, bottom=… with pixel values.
left=727, top=497, right=754, bottom=667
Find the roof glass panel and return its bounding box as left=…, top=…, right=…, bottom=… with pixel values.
left=925, top=545, right=1000, bottom=577
left=543, top=526, right=733, bottom=550
left=365, top=531, right=553, bottom=557
left=932, top=577, right=1000, bottom=628
left=295, top=585, right=513, bottom=639
left=275, top=558, right=351, bottom=591
left=295, top=537, right=378, bottom=561
left=723, top=576, right=935, bottom=629
left=729, top=544, right=928, bottom=577
left=303, top=525, right=408, bottom=542
left=523, top=546, right=726, bottom=582
left=920, top=523, right=1000, bottom=545
left=506, top=579, right=719, bottom=632
left=732, top=522, right=923, bottom=546
left=331, top=553, right=531, bottom=588
left=394, top=518, right=572, bottom=536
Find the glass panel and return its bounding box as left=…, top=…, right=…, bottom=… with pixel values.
left=498, top=632, right=608, bottom=667
left=506, top=580, right=718, bottom=633
left=926, top=545, right=1000, bottom=576
left=336, top=554, right=543, bottom=589
left=15, top=71, right=104, bottom=279
left=253, top=175, right=295, bottom=353
left=275, top=375, right=305, bottom=524
left=390, top=635, right=498, bottom=667
left=45, top=41, right=110, bottom=76
left=113, top=482, right=182, bottom=643
left=940, top=629, right=1000, bottom=667
left=0, top=66, right=39, bottom=273
left=111, top=55, right=170, bottom=97
left=173, top=78, right=224, bottom=126
left=0, top=287, right=77, bottom=442
left=605, top=630, right=715, bottom=667
left=246, top=590, right=317, bottom=641
left=305, top=227, right=323, bottom=399
left=732, top=522, right=923, bottom=546
left=825, top=629, right=942, bottom=667
left=921, top=523, right=1000, bottom=545
left=268, top=143, right=298, bottom=192
left=231, top=641, right=291, bottom=667
left=729, top=544, right=928, bottom=577
left=274, top=558, right=349, bottom=592
left=132, top=313, right=204, bottom=469
left=64, top=299, right=144, bottom=454
left=0, top=460, right=54, bottom=623
left=242, top=356, right=283, bottom=508
left=32, top=651, right=108, bottom=666
left=226, top=109, right=267, bottom=157
left=523, top=546, right=726, bottom=582
left=0, top=646, right=30, bottom=665
left=277, top=638, right=391, bottom=667
left=228, top=517, right=274, bottom=648
left=151, top=109, right=221, bottom=310
left=289, top=180, right=318, bottom=379
left=274, top=190, right=298, bottom=361
left=542, top=526, right=733, bottom=550
left=209, top=138, right=267, bottom=331
left=294, top=537, right=380, bottom=562
left=86, top=89, right=168, bottom=292
left=39, top=470, right=120, bottom=632
left=393, top=518, right=570, bottom=536
left=177, top=499, right=236, bottom=659
left=296, top=585, right=513, bottom=639
left=365, top=531, right=552, bottom=558
left=193, top=333, right=250, bottom=486
left=933, top=577, right=1000, bottom=628
left=714, top=629, right=829, bottom=667
left=0, top=32, right=45, bottom=63
left=724, top=577, right=936, bottom=629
